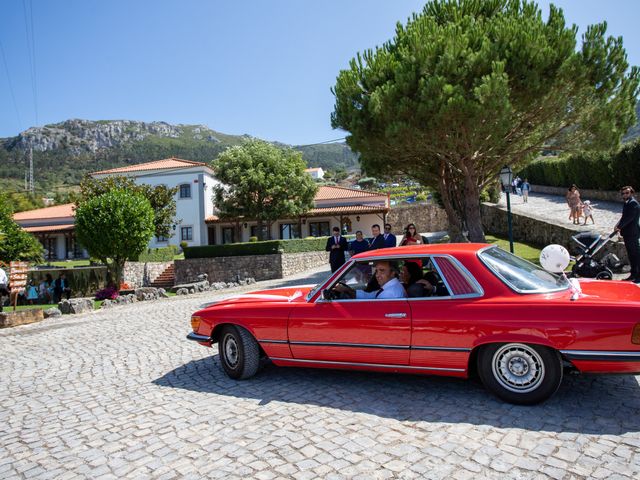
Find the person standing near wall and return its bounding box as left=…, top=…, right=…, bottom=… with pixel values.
left=325, top=227, right=348, bottom=273
left=615, top=186, right=640, bottom=282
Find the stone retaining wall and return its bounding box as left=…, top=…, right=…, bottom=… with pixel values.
left=123, top=261, right=174, bottom=288
left=387, top=204, right=449, bottom=234
left=532, top=185, right=622, bottom=204
left=175, top=251, right=329, bottom=284
left=481, top=203, right=628, bottom=261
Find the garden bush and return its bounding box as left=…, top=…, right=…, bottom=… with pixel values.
left=184, top=237, right=330, bottom=259
left=137, top=245, right=178, bottom=262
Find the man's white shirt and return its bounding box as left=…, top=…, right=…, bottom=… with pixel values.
left=356, top=277, right=406, bottom=299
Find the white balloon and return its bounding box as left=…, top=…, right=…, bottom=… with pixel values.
left=539, top=244, right=571, bottom=273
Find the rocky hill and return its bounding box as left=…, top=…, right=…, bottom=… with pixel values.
left=0, top=119, right=359, bottom=193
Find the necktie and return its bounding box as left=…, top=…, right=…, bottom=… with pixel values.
left=375, top=288, right=384, bottom=298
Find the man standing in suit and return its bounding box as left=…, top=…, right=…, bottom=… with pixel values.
left=616, top=186, right=640, bottom=282
left=383, top=223, right=397, bottom=248
left=369, top=224, right=386, bottom=250
left=325, top=226, right=348, bottom=272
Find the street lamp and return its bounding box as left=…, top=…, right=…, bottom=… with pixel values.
left=499, top=165, right=514, bottom=253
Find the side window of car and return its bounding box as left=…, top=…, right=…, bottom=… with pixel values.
left=433, top=257, right=481, bottom=296
left=400, top=257, right=450, bottom=298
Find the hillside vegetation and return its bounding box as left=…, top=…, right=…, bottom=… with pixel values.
left=0, top=119, right=359, bottom=195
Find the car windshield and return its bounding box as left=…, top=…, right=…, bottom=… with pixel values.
left=478, top=246, right=570, bottom=293
left=306, top=269, right=336, bottom=301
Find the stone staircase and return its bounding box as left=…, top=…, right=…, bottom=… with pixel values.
left=150, top=264, right=175, bottom=289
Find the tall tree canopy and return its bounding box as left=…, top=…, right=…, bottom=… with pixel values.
left=332, top=0, right=639, bottom=241
left=0, top=194, right=44, bottom=264
left=75, top=189, right=154, bottom=285
left=76, top=176, right=178, bottom=239
left=213, top=140, right=318, bottom=240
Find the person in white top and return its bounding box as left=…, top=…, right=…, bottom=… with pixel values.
left=0, top=267, right=9, bottom=312
left=335, top=260, right=407, bottom=299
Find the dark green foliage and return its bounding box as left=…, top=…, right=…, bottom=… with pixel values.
left=184, top=237, right=329, bottom=258
left=331, top=0, right=639, bottom=241
left=0, top=194, right=44, bottom=263
left=76, top=176, right=178, bottom=239
left=521, top=139, right=640, bottom=189
left=213, top=140, right=317, bottom=240
left=137, top=246, right=179, bottom=262
left=75, top=189, right=155, bottom=283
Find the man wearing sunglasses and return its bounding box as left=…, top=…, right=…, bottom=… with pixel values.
left=615, top=186, right=640, bottom=282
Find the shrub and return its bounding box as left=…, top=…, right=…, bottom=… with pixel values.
left=249, top=236, right=258, bottom=242
left=179, top=241, right=188, bottom=251
left=137, top=246, right=178, bottom=262
left=184, top=237, right=329, bottom=259
left=95, top=286, right=119, bottom=300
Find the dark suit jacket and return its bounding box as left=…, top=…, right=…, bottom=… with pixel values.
left=325, top=235, right=348, bottom=271
left=369, top=234, right=386, bottom=250
left=618, top=197, right=640, bottom=239
left=383, top=233, right=397, bottom=248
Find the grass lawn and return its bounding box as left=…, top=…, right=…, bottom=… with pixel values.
left=40, top=259, right=92, bottom=268
left=484, top=235, right=543, bottom=265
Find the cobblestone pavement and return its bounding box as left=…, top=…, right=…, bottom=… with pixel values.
left=2, top=265, right=640, bottom=480
left=496, top=191, right=624, bottom=236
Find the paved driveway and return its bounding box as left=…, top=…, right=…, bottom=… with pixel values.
left=1, top=271, right=639, bottom=479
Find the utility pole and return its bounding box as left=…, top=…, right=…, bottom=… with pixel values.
left=28, top=147, right=34, bottom=194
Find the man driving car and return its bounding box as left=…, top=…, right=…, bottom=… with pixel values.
left=334, top=260, right=406, bottom=299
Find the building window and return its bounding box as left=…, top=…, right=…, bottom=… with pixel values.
left=179, top=183, right=191, bottom=198
left=279, top=223, right=300, bottom=240
left=222, top=227, right=235, bottom=244
left=309, top=221, right=330, bottom=237
left=156, top=235, right=168, bottom=243
left=250, top=225, right=269, bottom=239
left=181, top=226, right=193, bottom=241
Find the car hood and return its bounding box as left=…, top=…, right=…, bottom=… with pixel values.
left=199, top=285, right=313, bottom=309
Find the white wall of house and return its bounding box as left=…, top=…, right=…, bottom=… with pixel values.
left=93, top=167, right=218, bottom=249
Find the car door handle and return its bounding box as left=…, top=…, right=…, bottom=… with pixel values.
left=384, top=313, right=407, bottom=318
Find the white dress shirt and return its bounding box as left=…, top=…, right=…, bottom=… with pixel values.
left=356, top=277, right=406, bottom=299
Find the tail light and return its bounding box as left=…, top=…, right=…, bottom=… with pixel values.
left=632, top=323, right=640, bottom=345
left=191, top=315, right=202, bottom=332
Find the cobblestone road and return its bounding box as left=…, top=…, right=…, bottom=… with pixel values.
left=2, top=266, right=640, bottom=479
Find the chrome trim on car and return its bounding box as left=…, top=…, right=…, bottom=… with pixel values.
left=290, top=340, right=409, bottom=350
left=411, top=346, right=472, bottom=352
left=186, top=332, right=211, bottom=343
left=270, top=357, right=466, bottom=372
left=560, top=350, right=640, bottom=361
left=258, top=339, right=289, bottom=344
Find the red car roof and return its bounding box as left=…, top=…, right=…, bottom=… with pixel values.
left=351, top=243, right=492, bottom=260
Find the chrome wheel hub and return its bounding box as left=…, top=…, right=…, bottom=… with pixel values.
left=492, top=344, right=545, bottom=393
left=223, top=334, right=239, bottom=368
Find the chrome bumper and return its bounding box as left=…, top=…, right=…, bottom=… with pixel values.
left=186, top=332, right=211, bottom=343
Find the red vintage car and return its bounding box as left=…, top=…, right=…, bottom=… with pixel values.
left=187, top=244, right=640, bottom=404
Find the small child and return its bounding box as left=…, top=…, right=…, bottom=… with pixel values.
left=582, top=200, right=595, bottom=225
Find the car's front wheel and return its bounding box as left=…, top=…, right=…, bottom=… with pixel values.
left=477, top=343, right=563, bottom=405
left=218, top=325, right=260, bottom=380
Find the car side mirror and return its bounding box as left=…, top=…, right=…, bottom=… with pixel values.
left=322, top=290, right=333, bottom=301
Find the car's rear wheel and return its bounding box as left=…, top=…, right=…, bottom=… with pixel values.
left=218, top=325, right=260, bottom=380
left=477, top=343, right=562, bottom=405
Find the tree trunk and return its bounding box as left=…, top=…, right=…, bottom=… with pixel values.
left=437, top=163, right=466, bottom=242
left=257, top=219, right=264, bottom=241
left=462, top=168, right=486, bottom=242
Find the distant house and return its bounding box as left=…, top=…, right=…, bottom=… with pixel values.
left=91, top=158, right=218, bottom=249
left=305, top=167, right=324, bottom=180
left=206, top=185, right=389, bottom=243
left=13, top=203, right=83, bottom=260
left=15, top=159, right=389, bottom=253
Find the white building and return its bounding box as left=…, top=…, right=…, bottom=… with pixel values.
left=91, top=158, right=218, bottom=248
left=305, top=167, right=325, bottom=180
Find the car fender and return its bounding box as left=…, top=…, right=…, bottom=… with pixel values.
left=471, top=332, right=557, bottom=351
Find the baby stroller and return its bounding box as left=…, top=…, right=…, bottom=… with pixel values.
left=569, top=231, right=622, bottom=280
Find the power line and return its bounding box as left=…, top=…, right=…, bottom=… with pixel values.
left=295, top=137, right=346, bottom=147
left=0, top=39, right=23, bottom=131
left=22, top=0, right=38, bottom=127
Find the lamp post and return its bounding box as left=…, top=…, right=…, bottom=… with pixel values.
left=499, top=165, right=514, bottom=253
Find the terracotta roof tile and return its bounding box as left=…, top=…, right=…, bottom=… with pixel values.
left=23, top=224, right=75, bottom=233
left=13, top=203, right=75, bottom=221
left=91, top=157, right=209, bottom=175
left=315, top=185, right=386, bottom=201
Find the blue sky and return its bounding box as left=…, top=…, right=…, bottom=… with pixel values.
left=1, top=0, right=638, bottom=145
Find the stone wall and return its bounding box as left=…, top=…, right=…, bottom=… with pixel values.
left=123, top=261, right=174, bottom=288
left=532, top=185, right=622, bottom=204
left=175, top=251, right=329, bottom=284
left=387, top=204, right=449, bottom=234
left=480, top=203, right=628, bottom=261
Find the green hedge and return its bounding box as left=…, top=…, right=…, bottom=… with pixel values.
left=520, top=139, right=640, bottom=190
left=184, top=237, right=334, bottom=259
left=137, top=245, right=179, bottom=262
